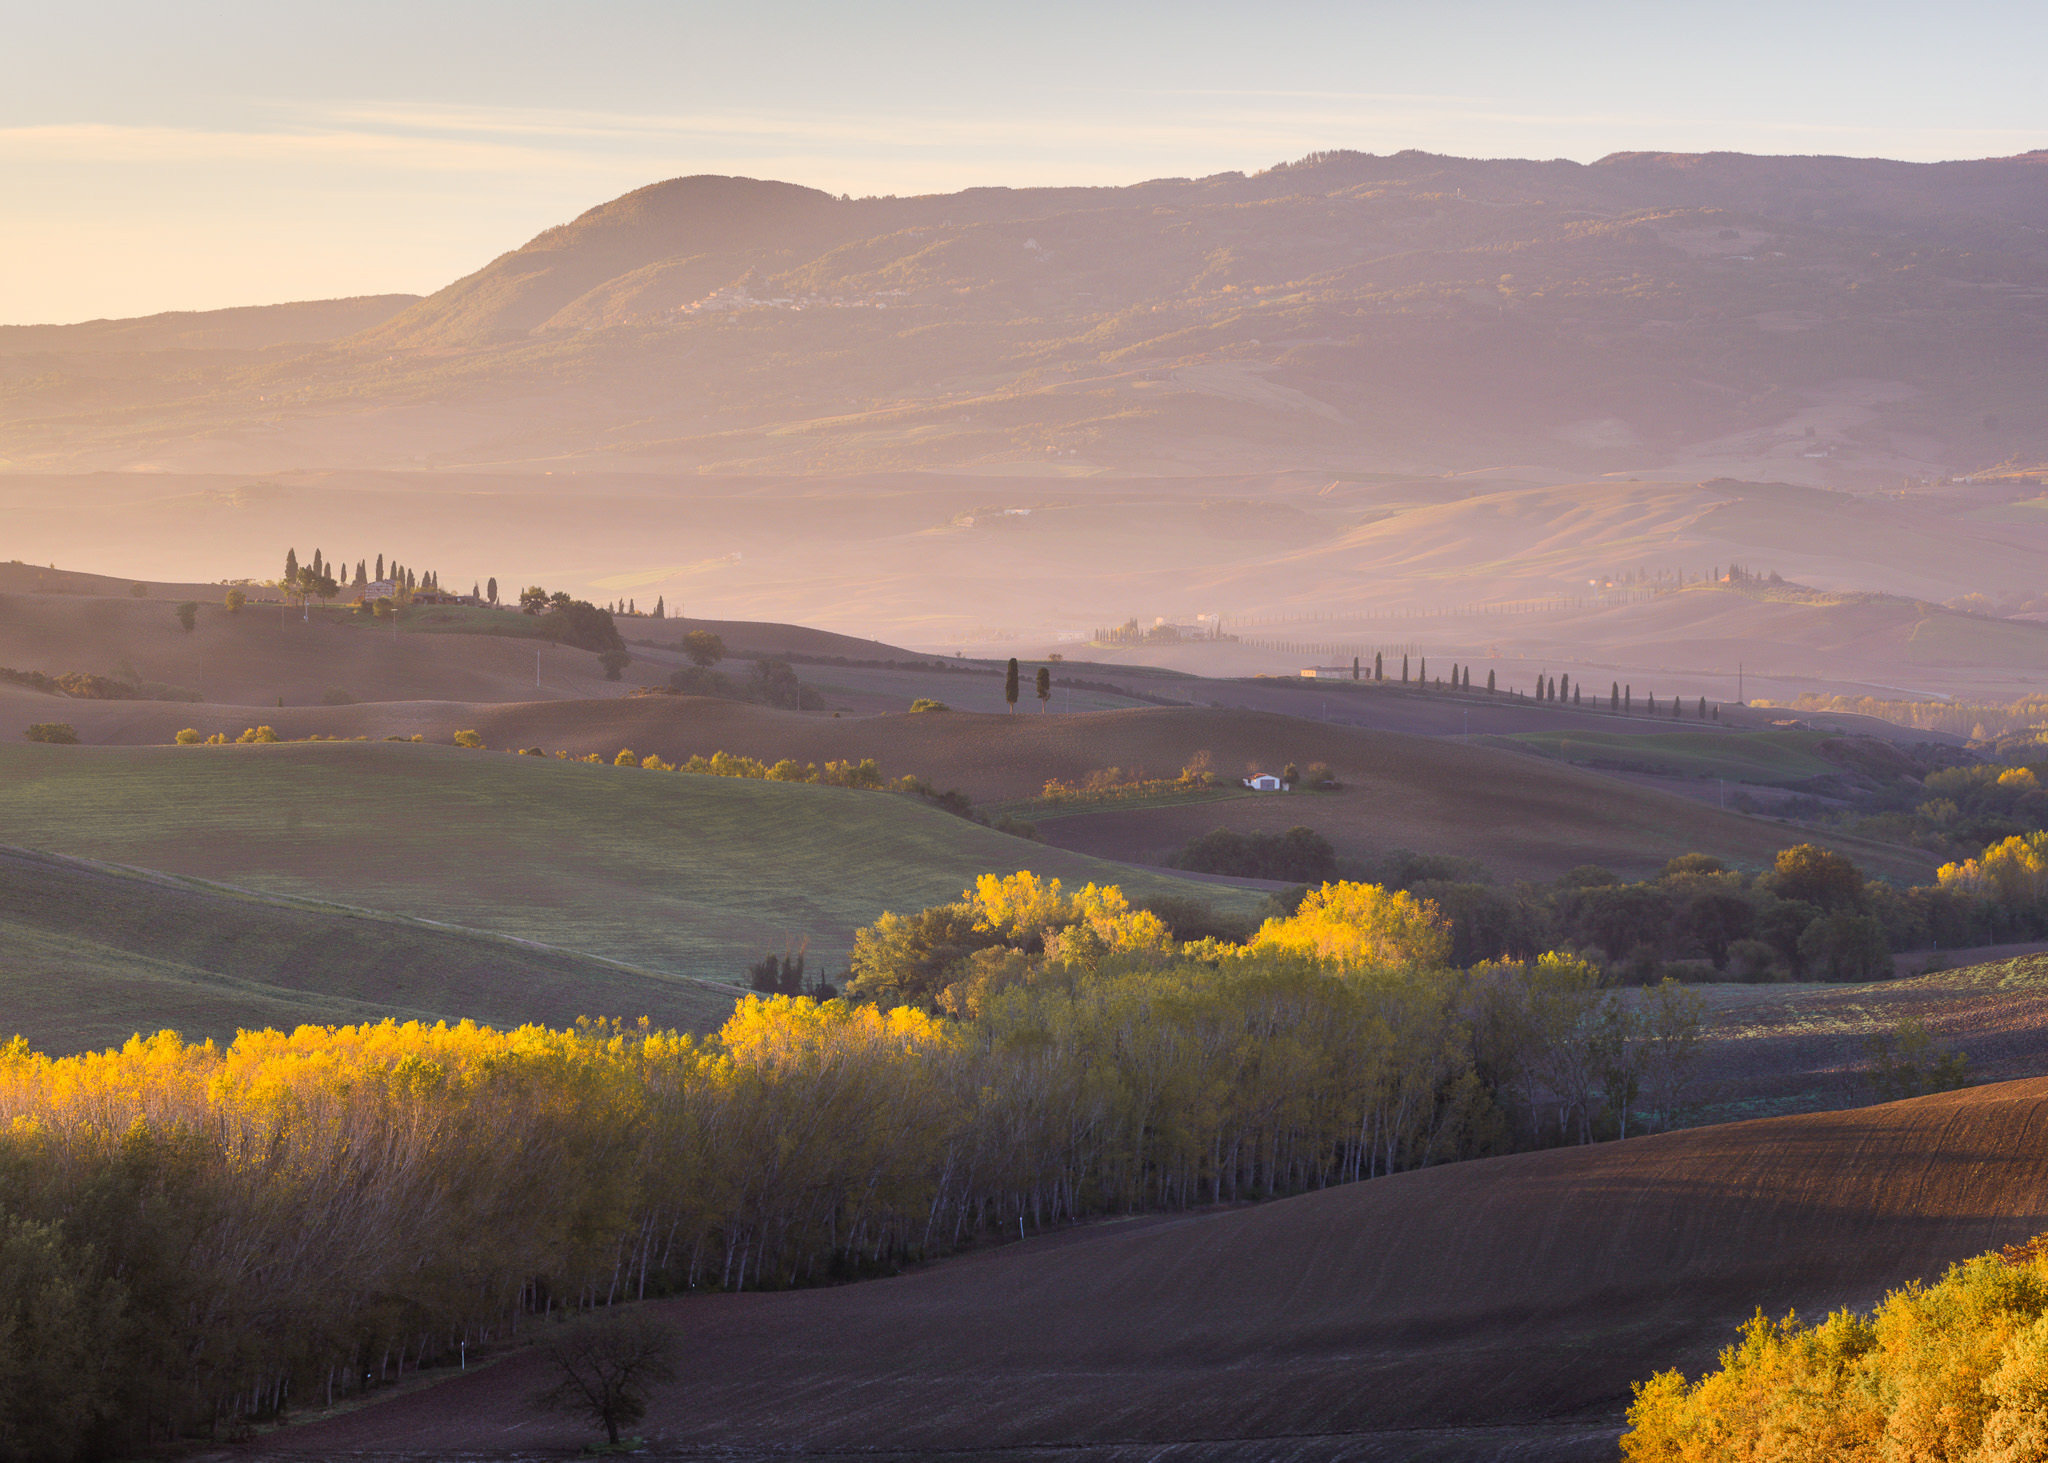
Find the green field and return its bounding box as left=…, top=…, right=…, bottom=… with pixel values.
left=0, top=742, right=1264, bottom=993
left=0, top=845, right=742, bottom=1053
left=1488, top=729, right=1842, bottom=786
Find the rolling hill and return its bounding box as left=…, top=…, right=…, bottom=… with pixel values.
left=253, top=1075, right=2048, bottom=1461
left=8, top=151, right=2048, bottom=485
left=7, top=688, right=1933, bottom=884
left=0, top=741, right=1262, bottom=985
left=0, top=844, right=738, bottom=1053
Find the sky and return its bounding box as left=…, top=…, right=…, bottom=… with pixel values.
left=6, top=0, right=2046, bottom=325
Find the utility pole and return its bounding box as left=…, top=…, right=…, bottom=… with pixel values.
left=536, top=649, right=543, bottom=690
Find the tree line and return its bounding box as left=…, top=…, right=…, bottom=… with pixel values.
left=0, top=871, right=1706, bottom=1457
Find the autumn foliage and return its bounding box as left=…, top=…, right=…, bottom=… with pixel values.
left=0, top=874, right=1701, bottom=1456
left=1624, top=1236, right=2048, bottom=1461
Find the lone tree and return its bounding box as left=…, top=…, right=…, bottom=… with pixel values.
left=1036, top=665, right=1051, bottom=711
left=1005, top=658, right=1019, bottom=712
left=1374, top=651, right=1383, bottom=680
left=683, top=630, right=726, bottom=668
left=532, top=1309, right=678, bottom=1448
left=174, top=602, right=198, bottom=633
left=224, top=588, right=245, bottom=614
left=486, top=577, right=498, bottom=604
left=519, top=585, right=548, bottom=615
left=598, top=649, right=632, bottom=681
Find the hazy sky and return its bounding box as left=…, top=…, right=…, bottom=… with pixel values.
left=7, top=0, right=2045, bottom=325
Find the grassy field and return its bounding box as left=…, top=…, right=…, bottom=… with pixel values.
left=0, top=741, right=1265, bottom=988
left=0, top=845, right=740, bottom=1053
left=1487, top=728, right=1843, bottom=785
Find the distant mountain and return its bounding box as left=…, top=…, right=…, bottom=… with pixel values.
left=5, top=150, right=2048, bottom=479
left=0, top=294, right=418, bottom=356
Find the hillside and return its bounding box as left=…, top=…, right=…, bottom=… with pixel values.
left=1686, top=951, right=2048, bottom=1122
left=0, top=845, right=737, bottom=1053
left=15, top=694, right=1933, bottom=883
left=256, top=1076, right=2048, bottom=1461
left=7, top=151, right=2048, bottom=486
left=0, top=741, right=1261, bottom=984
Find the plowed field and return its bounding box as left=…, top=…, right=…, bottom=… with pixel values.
left=251, top=1077, right=2048, bottom=1462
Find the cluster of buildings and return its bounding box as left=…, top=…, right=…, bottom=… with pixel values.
left=680, top=284, right=912, bottom=315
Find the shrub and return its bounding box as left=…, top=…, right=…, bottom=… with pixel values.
left=1171, top=826, right=1338, bottom=883
left=614, top=748, right=639, bottom=766
left=909, top=698, right=949, bottom=713
left=174, top=728, right=201, bottom=745
left=224, top=588, right=245, bottom=614
left=174, top=602, right=198, bottom=632
left=453, top=730, right=485, bottom=749
left=236, top=726, right=280, bottom=744
left=1797, top=911, right=1891, bottom=981
left=1725, top=938, right=1780, bottom=982
left=682, top=630, right=725, bottom=667
left=24, top=723, right=78, bottom=744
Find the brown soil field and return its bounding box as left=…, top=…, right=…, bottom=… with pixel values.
left=28, top=695, right=1929, bottom=884
left=1685, top=952, right=2048, bottom=1124
left=250, top=1077, right=2048, bottom=1462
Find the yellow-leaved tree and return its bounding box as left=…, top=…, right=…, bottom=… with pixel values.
left=1249, top=881, right=1451, bottom=972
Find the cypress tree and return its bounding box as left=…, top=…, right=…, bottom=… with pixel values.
left=1375, top=651, right=1383, bottom=680
left=284, top=547, right=298, bottom=584
left=1611, top=681, right=1620, bottom=711
left=1352, top=656, right=1360, bottom=681
left=1401, top=654, right=1409, bottom=683
left=1625, top=685, right=1632, bottom=713
left=1487, top=669, right=1496, bottom=693
left=375, top=553, right=384, bottom=582
left=1698, top=695, right=1707, bottom=718
left=652, top=594, right=662, bottom=618
left=488, top=577, right=498, bottom=604
left=1036, top=665, right=1051, bottom=711
left=1004, top=658, right=1020, bottom=712
left=1573, top=685, right=1581, bottom=705
left=1559, top=672, right=1570, bottom=702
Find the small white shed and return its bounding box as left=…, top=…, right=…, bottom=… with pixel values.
left=1245, top=774, right=1284, bottom=791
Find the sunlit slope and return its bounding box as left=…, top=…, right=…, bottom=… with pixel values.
left=0, top=845, right=737, bottom=1053
left=0, top=742, right=1260, bottom=983
left=12, top=153, right=2048, bottom=481
left=262, top=1078, right=2048, bottom=1462
left=12, top=701, right=1929, bottom=883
